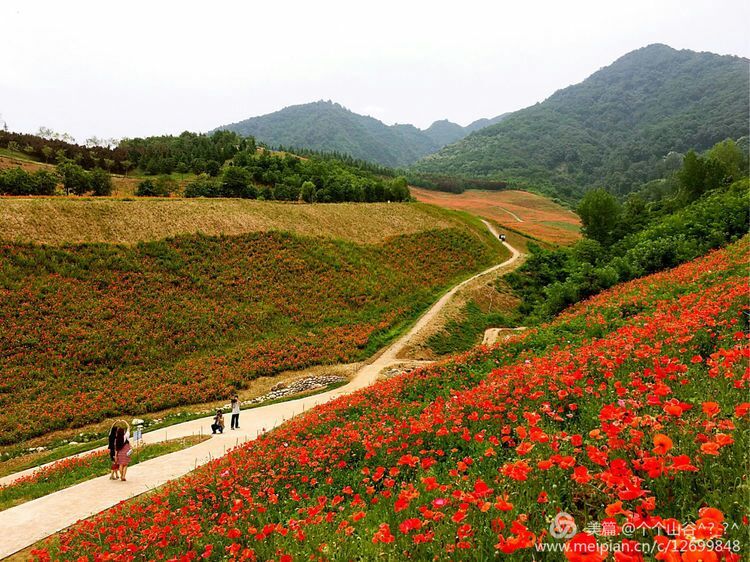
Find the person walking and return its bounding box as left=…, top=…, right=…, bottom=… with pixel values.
left=107, top=425, right=119, bottom=480
left=230, top=395, right=240, bottom=430
left=114, top=426, right=132, bottom=481
left=211, top=409, right=225, bottom=434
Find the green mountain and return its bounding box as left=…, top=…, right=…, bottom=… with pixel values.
left=215, top=101, right=507, bottom=168
left=412, top=44, right=750, bottom=200
left=423, top=119, right=467, bottom=146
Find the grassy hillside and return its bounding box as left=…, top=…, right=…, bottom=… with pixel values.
left=411, top=187, right=580, bottom=245
left=0, top=218, right=502, bottom=444
left=413, top=44, right=750, bottom=200
left=34, top=237, right=749, bottom=560
left=0, top=199, right=459, bottom=245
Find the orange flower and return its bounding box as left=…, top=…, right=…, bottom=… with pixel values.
left=605, top=501, right=626, bottom=516
left=652, top=433, right=673, bottom=455
left=700, top=442, right=720, bottom=456
left=701, top=402, right=720, bottom=418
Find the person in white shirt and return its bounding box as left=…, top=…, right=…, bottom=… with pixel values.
left=230, top=395, right=240, bottom=430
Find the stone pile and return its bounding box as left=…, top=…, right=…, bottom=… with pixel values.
left=242, top=375, right=346, bottom=406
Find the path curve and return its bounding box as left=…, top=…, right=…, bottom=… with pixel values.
left=0, top=222, right=522, bottom=558
left=481, top=327, right=527, bottom=347
left=492, top=205, right=523, bottom=222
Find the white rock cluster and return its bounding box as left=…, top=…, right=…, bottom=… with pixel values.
left=241, top=375, right=346, bottom=406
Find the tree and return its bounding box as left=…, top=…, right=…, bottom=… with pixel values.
left=41, top=146, right=54, bottom=163
left=32, top=170, right=58, bottom=195
left=89, top=168, right=112, bottom=196
left=300, top=181, right=316, bottom=203
left=184, top=174, right=221, bottom=198
left=56, top=161, right=89, bottom=195
left=205, top=160, right=221, bottom=177
left=678, top=150, right=706, bottom=202
left=707, top=139, right=746, bottom=180
left=387, top=177, right=411, bottom=201
left=577, top=188, right=621, bottom=246
left=221, top=166, right=254, bottom=198
left=135, top=178, right=174, bottom=197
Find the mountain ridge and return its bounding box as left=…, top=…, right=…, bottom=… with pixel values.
left=214, top=101, right=508, bottom=167
left=412, top=43, right=750, bottom=200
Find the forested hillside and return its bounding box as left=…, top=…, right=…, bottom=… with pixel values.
left=412, top=44, right=750, bottom=200
left=214, top=101, right=506, bottom=167
left=0, top=129, right=411, bottom=203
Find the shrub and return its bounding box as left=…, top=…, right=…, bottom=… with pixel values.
left=88, top=168, right=112, bottom=196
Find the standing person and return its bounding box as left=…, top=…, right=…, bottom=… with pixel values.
left=115, top=426, right=132, bottom=481
left=211, top=409, right=225, bottom=434
left=107, top=425, right=119, bottom=480
left=230, top=395, right=240, bottom=430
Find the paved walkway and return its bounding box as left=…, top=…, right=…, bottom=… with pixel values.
left=0, top=223, right=521, bottom=558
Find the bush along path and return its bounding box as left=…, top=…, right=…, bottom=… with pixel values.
left=0, top=223, right=522, bottom=559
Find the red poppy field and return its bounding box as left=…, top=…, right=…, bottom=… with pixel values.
left=33, top=238, right=749, bottom=561
left=0, top=226, right=499, bottom=444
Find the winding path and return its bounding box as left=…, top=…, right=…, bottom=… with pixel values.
left=0, top=222, right=522, bottom=558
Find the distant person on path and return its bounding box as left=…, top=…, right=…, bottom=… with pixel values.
left=211, top=409, right=225, bottom=434
left=230, top=395, right=240, bottom=430
left=114, top=426, right=132, bottom=481
left=107, top=425, right=119, bottom=480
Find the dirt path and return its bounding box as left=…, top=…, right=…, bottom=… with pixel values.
left=482, top=326, right=527, bottom=346
left=0, top=223, right=522, bottom=558
left=491, top=205, right=523, bottom=222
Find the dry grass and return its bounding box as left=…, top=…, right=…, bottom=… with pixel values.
left=0, top=198, right=458, bottom=245
left=411, top=187, right=581, bottom=245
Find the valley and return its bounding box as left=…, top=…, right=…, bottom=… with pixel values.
left=0, top=12, right=748, bottom=559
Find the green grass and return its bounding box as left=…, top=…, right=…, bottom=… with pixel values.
left=0, top=435, right=209, bottom=511
left=427, top=300, right=517, bottom=355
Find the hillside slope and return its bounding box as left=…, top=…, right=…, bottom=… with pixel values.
left=413, top=44, right=750, bottom=200
left=0, top=200, right=459, bottom=245
left=215, top=101, right=508, bottom=167
left=0, top=218, right=501, bottom=444
left=411, top=187, right=581, bottom=244
left=35, top=237, right=749, bottom=560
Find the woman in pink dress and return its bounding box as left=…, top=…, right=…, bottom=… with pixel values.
left=114, top=426, right=132, bottom=481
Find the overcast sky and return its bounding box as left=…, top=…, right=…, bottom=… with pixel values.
left=2, top=0, right=748, bottom=141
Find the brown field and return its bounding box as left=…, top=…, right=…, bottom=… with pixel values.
left=411, top=186, right=581, bottom=245
left=0, top=198, right=462, bottom=245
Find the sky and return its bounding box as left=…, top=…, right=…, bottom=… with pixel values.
left=1, top=0, right=748, bottom=142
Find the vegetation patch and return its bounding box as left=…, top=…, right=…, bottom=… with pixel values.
left=0, top=226, right=498, bottom=444
left=31, top=238, right=749, bottom=561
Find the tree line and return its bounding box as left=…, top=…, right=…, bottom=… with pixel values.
left=1, top=126, right=414, bottom=202
left=0, top=160, right=113, bottom=196
left=507, top=138, right=749, bottom=320
left=180, top=149, right=410, bottom=202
